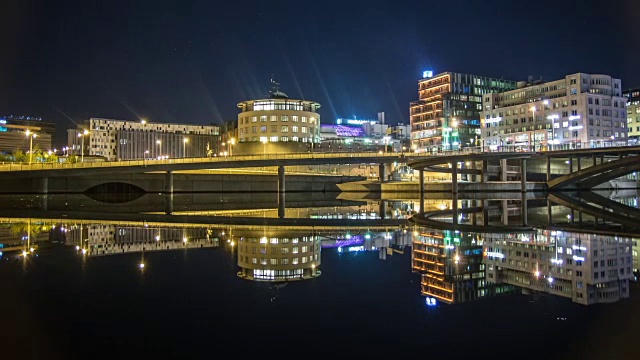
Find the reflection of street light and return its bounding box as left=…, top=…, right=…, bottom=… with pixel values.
left=229, top=138, right=235, bottom=156
left=156, top=140, right=161, bottom=158
left=25, top=130, right=37, bottom=164
left=183, top=138, right=188, bottom=158
left=261, top=138, right=268, bottom=156
left=412, top=144, right=417, bottom=153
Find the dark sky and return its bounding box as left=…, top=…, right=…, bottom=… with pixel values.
left=1, top=0, right=638, bottom=146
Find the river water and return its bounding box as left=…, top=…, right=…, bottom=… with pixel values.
left=0, top=190, right=639, bottom=359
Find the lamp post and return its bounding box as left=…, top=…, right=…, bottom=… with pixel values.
left=156, top=140, right=161, bottom=159
left=77, top=129, right=89, bottom=162
left=569, top=125, right=583, bottom=148
left=183, top=138, right=188, bottom=158
left=530, top=106, right=536, bottom=151
left=229, top=138, right=235, bottom=156
left=547, top=114, right=559, bottom=151
left=25, top=130, right=36, bottom=164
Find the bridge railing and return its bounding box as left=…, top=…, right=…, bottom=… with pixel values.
left=0, top=151, right=432, bottom=172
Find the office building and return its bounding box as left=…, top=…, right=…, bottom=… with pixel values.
left=410, top=71, right=517, bottom=152
left=236, top=79, right=321, bottom=154
left=0, top=115, right=55, bottom=154
left=623, top=88, right=640, bottom=144
left=68, top=118, right=220, bottom=161
left=483, top=230, right=633, bottom=305
left=482, top=73, right=627, bottom=149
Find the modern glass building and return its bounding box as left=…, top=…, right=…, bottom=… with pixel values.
left=410, top=72, right=517, bottom=152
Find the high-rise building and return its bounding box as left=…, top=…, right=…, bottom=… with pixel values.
left=68, top=118, right=220, bottom=161
left=623, top=88, right=640, bottom=144
left=482, top=73, right=627, bottom=150
left=236, top=79, right=321, bottom=154
left=410, top=72, right=517, bottom=152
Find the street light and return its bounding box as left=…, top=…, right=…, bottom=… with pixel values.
left=229, top=138, right=235, bottom=156
left=25, top=130, right=37, bottom=165
left=547, top=114, right=559, bottom=151
left=78, top=129, right=89, bottom=162
left=183, top=138, right=188, bottom=158
left=156, top=140, right=161, bottom=159
left=530, top=106, right=536, bottom=150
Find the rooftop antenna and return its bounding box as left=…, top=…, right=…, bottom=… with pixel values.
left=271, top=74, right=280, bottom=92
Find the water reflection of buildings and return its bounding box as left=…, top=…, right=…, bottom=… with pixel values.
left=65, top=224, right=219, bottom=256
left=484, top=229, right=634, bottom=305
left=411, top=228, right=515, bottom=304
left=236, top=230, right=321, bottom=282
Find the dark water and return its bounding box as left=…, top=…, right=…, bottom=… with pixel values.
left=0, top=191, right=639, bottom=359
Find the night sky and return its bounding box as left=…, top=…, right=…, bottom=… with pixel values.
left=1, top=0, right=638, bottom=147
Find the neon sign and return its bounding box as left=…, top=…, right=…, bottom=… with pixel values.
left=423, top=70, right=434, bottom=78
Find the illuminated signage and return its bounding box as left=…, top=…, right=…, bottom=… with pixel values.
left=572, top=255, right=585, bottom=262
left=568, top=115, right=581, bottom=121
left=484, top=117, right=502, bottom=124
left=0, top=119, right=6, bottom=124
left=423, top=70, right=433, bottom=78
left=485, top=251, right=505, bottom=259
left=336, top=118, right=377, bottom=126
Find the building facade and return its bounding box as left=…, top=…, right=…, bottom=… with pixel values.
left=623, top=88, right=640, bottom=144
left=482, top=73, right=627, bottom=150
left=236, top=230, right=321, bottom=282
left=0, top=115, right=55, bottom=154
left=410, top=72, right=517, bottom=152
left=68, top=118, right=220, bottom=161
left=483, top=229, right=633, bottom=305
left=236, top=84, right=321, bottom=153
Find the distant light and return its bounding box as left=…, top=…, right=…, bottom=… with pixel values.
left=183, top=237, right=188, bottom=243
left=568, top=115, right=581, bottom=121
left=139, top=263, right=145, bottom=269
left=423, top=70, right=433, bottom=78
left=75, top=245, right=80, bottom=251
left=81, top=248, right=87, bottom=255
left=486, top=251, right=505, bottom=259
left=425, top=297, right=437, bottom=306
left=547, top=277, right=554, bottom=284
left=535, top=271, right=541, bottom=277
left=29, top=247, right=34, bottom=252
left=22, top=250, right=28, bottom=257
left=572, top=255, right=585, bottom=262
left=543, top=100, right=549, bottom=105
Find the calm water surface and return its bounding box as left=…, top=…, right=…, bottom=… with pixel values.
left=0, top=191, right=639, bottom=359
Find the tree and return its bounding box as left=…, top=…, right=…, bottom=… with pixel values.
left=67, top=154, right=78, bottom=163
left=12, top=149, right=27, bottom=163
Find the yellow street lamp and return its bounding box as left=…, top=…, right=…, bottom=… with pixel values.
left=25, top=130, right=37, bottom=164
left=77, top=129, right=89, bottom=162
left=156, top=140, right=161, bottom=159
left=229, top=138, right=235, bottom=156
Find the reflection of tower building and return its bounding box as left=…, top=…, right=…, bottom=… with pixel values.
left=236, top=230, right=321, bottom=281
left=66, top=224, right=219, bottom=256
left=483, top=230, right=633, bottom=305
left=412, top=228, right=514, bottom=304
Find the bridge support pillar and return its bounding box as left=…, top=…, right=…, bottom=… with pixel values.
left=546, top=157, right=551, bottom=181
left=577, top=157, right=581, bottom=171
left=278, top=166, right=285, bottom=194
left=452, top=193, right=458, bottom=225
left=379, top=200, right=387, bottom=219
left=278, top=192, right=285, bottom=219
left=502, top=200, right=508, bottom=225
left=481, top=160, right=488, bottom=183
left=636, top=172, right=640, bottom=189
left=547, top=200, right=552, bottom=225
left=592, top=154, right=596, bottom=167
left=164, top=171, right=173, bottom=193
left=569, top=157, right=573, bottom=174
left=520, top=159, right=527, bottom=193
left=482, top=199, right=489, bottom=226
left=419, top=170, right=424, bottom=213
left=500, top=159, right=507, bottom=181
left=164, top=193, right=173, bottom=215
left=451, top=163, right=458, bottom=194
left=600, top=155, right=604, bottom=165
left=379, top=164, right=386, bottom=182
left=521, top=193, right=528, bottom=226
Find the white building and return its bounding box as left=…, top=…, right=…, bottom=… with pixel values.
left=483, top=229, right=634, bottom=305
left=482, top=73, right=627, bottom=150
left=68, top=118, right=220, bottom=161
